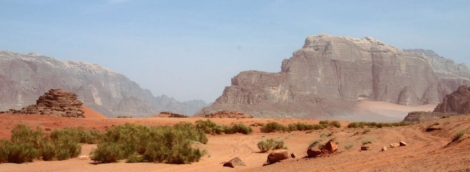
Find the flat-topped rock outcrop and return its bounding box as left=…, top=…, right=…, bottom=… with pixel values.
left=198, top=34, right=470, bottom=118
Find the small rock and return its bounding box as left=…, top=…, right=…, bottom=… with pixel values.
left=45, top=128, right=51, bottom=131
left=77, top=155, right=89, bottom=160
left=307, top=148, right=322, bottom=157
left=223, top=157, right=246, bottom=168
left=400, top=141, right=407, bottom=146
left=382, top=146, right=387, bottom=151
left=264, top=150, right=289, bottom=165
left=322, top=141, right=338, bottom=153
left=390, top=143, right=400, bottom=148
left=290, top=153, right=297, bottom=158
left=361, top=145, right=370, bottom=151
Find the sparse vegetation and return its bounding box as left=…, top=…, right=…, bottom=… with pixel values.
left=91, top=123, right=207, bottom=164
left=0, top=124, right=90, bottom=163
left=257, top=139, right=286, bottom=153
left=347, top=121, right=413, bottom=128
left=361, top=138, right=376, bottom=145
left=260, top=122, right=288, bottom=133
left=320, top=131, right=333, bottom=138
left=308, top=138, right=324, bottom=149
left=344, top=143, right=354, bottom=149
left=452, top=130, right=467, bottom=143
left=319, top=120, right=342, bottom=128
left=195, top=119, right=253, bottom=135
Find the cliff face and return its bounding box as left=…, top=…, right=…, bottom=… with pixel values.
left=198, top=34, right=470, bottom=118
left=0, top=51, right=207, bottom=117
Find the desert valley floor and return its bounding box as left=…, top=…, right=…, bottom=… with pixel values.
left=0, top=105, right=469, bottom=172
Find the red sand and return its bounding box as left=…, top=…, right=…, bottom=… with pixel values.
left=0, top=108, right=469, bottom=171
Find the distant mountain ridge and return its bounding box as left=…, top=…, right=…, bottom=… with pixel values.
left=197, top=34, right=470, bottom=118
left=0, top=50, right=207, bottom=117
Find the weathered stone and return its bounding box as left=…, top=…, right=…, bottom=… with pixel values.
left=307, top=148, right=322, bottom=157
left=223, top=157, right=246, bottom=168
left=290, top=153, right=297, bottom=158
left=434, top=85, right=470, bottom=114
left=390, top=143, right=400, bottom=148
left=400, top=141, right=407, bottom=146
left=0, top=89, right=85, bottom=118
left=382, top=146, right=387, bottom=151
left=264, top=150, right=289, bottom=165
left=198, top=35, right=469, bottom=118
left=322, top=141, right=338, bottom=153
left=361, top=145, right=370, bottom=151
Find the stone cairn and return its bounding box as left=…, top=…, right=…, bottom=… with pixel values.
left=0, top=89, right=85, bottom=118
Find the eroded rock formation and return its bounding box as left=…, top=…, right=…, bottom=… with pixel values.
left=198, top=34, right=470, bottom=118
left=0, top=89, right=85, bottom=118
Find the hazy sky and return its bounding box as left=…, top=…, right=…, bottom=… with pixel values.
left=1, top=0, right=469, bottom=102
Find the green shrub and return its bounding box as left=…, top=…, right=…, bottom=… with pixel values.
left=40, top=142, right=56, bottom=161
left=250, top=122, right=265, bottom=127
left=230, top=123, right=253, bottom=134
left=329, top=121, right=341, bottom=128
left=1, top=124, right=90, bottom=163
left=320, top=131, right=333, bottom=138
left=260, top=122, right=287, bottom=133
left=194, top=120, right=252, bottom=135
left=91, top=123, right=206, bottom=164
left=257, top=139, right=286, bottom=153
left=91, top=143, right=124, bottom=163
left=3, top=143, right=39, bottom=163
left=11, top=124, right=45, bottom=149
left=287, top=123, right=324, bottom=132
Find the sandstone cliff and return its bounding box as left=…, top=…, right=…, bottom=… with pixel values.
left=0, top=51, right=207, bottom=117
left=198, top=34, right=470, bottom=118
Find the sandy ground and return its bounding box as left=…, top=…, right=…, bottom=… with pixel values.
left=327, top=100, right=437, bottom=122
left=1, top=107, right=470, bottom=171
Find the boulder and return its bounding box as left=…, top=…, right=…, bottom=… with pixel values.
left=264, top=150, right=289, bottom=165
left=390, top=143, right=400, bottom=148
left=400, top=141, right=407, bottom=146
left=307, top=148, right=323, bottom=157
left=223, top=157, right=246, bottom=168
left=322, top=141, right=338, bottom=153
left=382, top=146, right=387, bottom=151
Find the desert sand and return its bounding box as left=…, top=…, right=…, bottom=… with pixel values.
left=0, top=106, right=469, bottom=172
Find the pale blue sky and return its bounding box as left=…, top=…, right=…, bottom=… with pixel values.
left=1, top=0, right=469, bottom=102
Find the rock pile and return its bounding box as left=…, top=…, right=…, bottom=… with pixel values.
left=202, top=110, right=253, bottom=118
left=0, top=89, right=85, bottom=118
left=307, top=141, right=338, bottom=157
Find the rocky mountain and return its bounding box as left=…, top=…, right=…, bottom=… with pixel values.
left=197, top=34, right=470, bottom=118
left=0, top=50, right=207, bottom=117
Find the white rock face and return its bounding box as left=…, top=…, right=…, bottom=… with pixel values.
left=0, top=50, right=207, bottom=117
